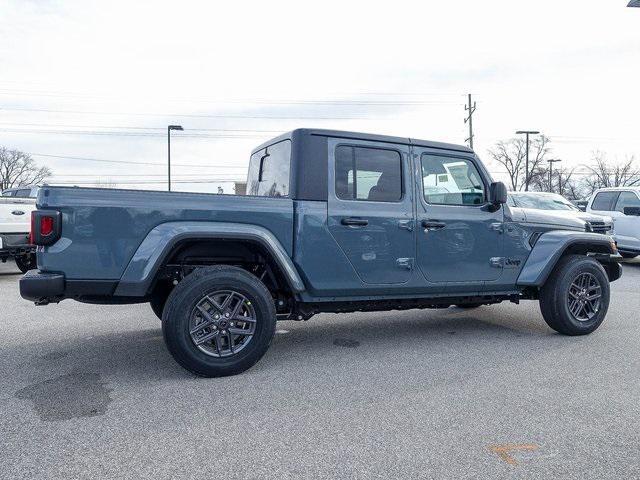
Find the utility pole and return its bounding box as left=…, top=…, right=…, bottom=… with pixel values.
left=516, top=130, right=540, bottom=191
left=547, top=159, right=562, bottom=193
left=167, top=125, right=184, bottom=192
left=464, top=94, right=476, bottom=150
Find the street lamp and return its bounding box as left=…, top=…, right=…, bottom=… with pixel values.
left=516, top=130, right=540, bottom=191
left=167, top=125, right=183, bottom=191
left=547, top=159, right=562, bottom=193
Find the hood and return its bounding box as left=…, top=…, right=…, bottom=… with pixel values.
left=519, top=208, right=588, bottom=231
left=520, top=209, right=612, bottom=225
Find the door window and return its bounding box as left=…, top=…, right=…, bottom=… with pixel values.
left=591, top=191, right=619, bottom=211
left=615, top=191, right=640, bottom=213
left=335, top=146, right=402, bottom=202
left=420, top=154, right=485, bottom=205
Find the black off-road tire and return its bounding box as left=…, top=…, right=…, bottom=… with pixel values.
left=15, top=253, right=36, bottom=273
left=162, top=266, right=276, bottom=377
left=539, top=254, right=610, bottom=336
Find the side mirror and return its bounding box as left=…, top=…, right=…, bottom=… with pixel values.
left=489, top=181, right=508, bottom=205
left=624, top=206, right=640, bottom=216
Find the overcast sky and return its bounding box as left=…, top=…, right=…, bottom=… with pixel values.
left=0, top=0, right=639, bottom=193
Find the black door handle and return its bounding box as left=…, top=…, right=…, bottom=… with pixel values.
left=341, top=217, right=369, bottom=227
left=421, top=220, right=446, bottom=230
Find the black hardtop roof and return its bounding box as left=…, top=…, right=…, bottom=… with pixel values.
left=251, top=128, right=473, bottom=155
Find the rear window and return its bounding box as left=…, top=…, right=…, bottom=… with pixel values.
left=15, top=189, right=32, bottom=198
left=591, top=192, right=619, bottom=211
left=246, top=140, right=291, bottom=197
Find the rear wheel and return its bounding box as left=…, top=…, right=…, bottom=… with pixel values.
left=539, top=255, right=610, bottom=336
left=162, top=266, right=276, bottom=377
left=14, top=253, right=36, bottom=273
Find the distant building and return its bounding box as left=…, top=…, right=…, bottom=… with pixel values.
left=234, top=181, right=247, bottom=195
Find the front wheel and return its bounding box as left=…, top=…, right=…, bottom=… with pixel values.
left=539, top=255, right=610, bottom=336
left=162, top=266, right=276, bottom=377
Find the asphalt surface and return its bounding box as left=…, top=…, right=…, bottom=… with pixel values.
left=1, top=259, right=639, bottom=479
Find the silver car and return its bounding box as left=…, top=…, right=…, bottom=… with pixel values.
left=508, top=192, right=613, bottom=234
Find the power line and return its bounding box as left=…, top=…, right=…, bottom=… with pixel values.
left=0, top=122, right=284, bottom=133
left=0, top=128, right=269, bottom=138
left=0, top=106, right=382, bottom=121
left=28, top=152, right=247, bottom=168
left=0, top=88, right=461, bottom=106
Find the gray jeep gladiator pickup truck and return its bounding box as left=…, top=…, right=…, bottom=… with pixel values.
left=20, top=129, right=622, bottom=377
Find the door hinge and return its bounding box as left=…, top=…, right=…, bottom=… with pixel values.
left=396, top=257, right=414, bottom=270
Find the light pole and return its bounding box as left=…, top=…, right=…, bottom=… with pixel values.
left=547, top=159, right=562, bottom=193
left=516, top=130, right=540, bottom=191
left=167, top=125, right=183, bottom=191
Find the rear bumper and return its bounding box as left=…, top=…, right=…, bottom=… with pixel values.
left=0, top=233, right=34, bottom=258
left=19, top=270, right=65, bottom=303
left=19, top=270, right=120, bottom=304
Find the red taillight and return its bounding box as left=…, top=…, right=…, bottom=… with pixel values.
left=40, top=216, right=54, bottom=236
left=31, top=210, right=60, bottom=246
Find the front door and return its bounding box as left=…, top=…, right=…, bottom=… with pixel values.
left=327, top=139, right=414, bottom=284
left=413, top=147, right=503, bottom=285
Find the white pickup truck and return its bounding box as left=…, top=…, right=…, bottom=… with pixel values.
left=587, top=187, right=640, bottom=259
left=1, top=186, right=38, bottom=272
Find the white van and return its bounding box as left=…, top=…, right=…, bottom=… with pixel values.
left=587, top=187, right=640, bottom=258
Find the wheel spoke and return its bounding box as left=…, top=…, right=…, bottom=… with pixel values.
left=214, top=334, right=224, bottom=355
left=194, top=330, right=219, bottom=346
left=229, top=326, right=254, bottom=336
left=190, top=305, right=216, bottom=335
left=227, top=331, right=234, bottom=353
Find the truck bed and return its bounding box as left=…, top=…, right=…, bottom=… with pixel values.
left=37, top=187, right=294, bottom=280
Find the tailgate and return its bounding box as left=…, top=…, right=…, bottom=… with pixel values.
left=0, top=198, right=36, bottom=233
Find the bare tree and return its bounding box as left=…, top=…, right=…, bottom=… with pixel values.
left=582, top=151, right=640, bottom=194
left=0, top=148, right=52, bottom=190
left=487, top=135, right=551, bottom=191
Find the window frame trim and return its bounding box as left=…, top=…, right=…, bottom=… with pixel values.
left=334, top=143, right=405, bottom=204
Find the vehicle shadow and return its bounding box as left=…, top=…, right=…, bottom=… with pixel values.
left=7, top=305, right=566, bottom=388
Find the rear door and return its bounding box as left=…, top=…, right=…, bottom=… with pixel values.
left=413, top=147, right=503, bottom=285
left=327, top=138, right=415, bottom=284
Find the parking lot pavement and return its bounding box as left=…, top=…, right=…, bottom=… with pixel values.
left=1, top=260, right=640, bottom=479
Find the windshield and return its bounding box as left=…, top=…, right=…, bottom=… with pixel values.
left=511, top=193, right=579, bottom=211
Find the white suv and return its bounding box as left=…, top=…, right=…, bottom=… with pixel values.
left=587, top=187, right=640, bottom=259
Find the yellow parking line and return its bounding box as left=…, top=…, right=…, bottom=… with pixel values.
left=489, top=444, right=539, bottom=465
